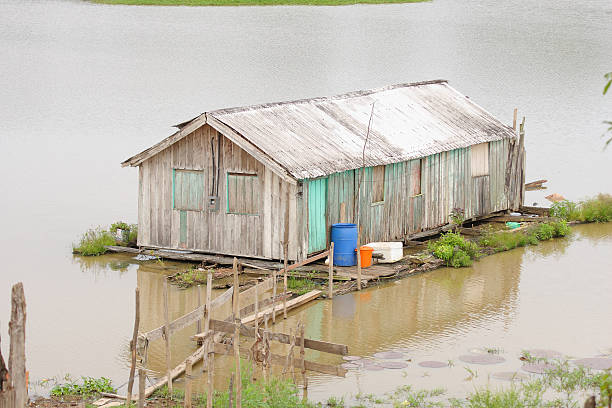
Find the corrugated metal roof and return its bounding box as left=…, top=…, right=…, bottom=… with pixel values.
left=123, top=80, right=518, bottom=180
left=208, top=80, right=517, bottom=180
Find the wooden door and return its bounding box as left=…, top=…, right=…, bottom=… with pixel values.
left=307, top=177, right=328, bottom=253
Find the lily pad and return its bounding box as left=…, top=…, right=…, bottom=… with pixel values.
left=379, top=361, right=409, bottom=369
left=521, top=362, right=556, bottom=374
left=459, top=354, right=505, bottom=364
left=491, top=371, right=530, bottom=381
left=363, top=363, right=384, bottom=371
left=418, top=361, right=448, bottom=368
left=573, top=358, right=612, bottom=370
left=373, top=351, right=404, bottom=359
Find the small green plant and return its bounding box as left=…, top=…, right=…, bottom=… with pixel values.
left=550, top=194, right=612, bottom=223
left=551, top=200, right=581, bottom=221
left=450, top=208, right=465, bottom=231
left=50, top=376, right=116, bottom=397
left=72, top=228, right=116, bottom=256
left=287, top=276, right=319, bottom=296
left=428, top=232, right=480, bottom=268
left=326, top=396, right=345, bottom=407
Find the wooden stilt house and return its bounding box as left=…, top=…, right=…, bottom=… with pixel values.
left=122, top=80, right=525, bottom=261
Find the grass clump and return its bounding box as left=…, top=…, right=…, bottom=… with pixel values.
left=72, top=228, right=116, bottom=256
left=50, top=376, right=116, bottom=397
left=480, top=220, right=571, bottom=253
left=550, top=194, right=612, bottom=223
left=92, top=0, right=428, bottom=6
left=428, top=232, right=480, bottom=268
left=287, top=275, right=319, bottom=295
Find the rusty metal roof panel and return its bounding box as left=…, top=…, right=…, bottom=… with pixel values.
left=209, top=81, right=517, bottom=180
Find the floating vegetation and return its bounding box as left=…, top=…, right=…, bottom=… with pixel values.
left=72, top=221, right=137, bottom=256
left=551, top=194, right=612, bottom=223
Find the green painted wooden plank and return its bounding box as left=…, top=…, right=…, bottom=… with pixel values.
left=307, top=177, right=328, bottom=252
left=180, top=210, right=187, bottom=245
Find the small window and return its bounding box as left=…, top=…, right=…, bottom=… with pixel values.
left=173, top=169, right=204, bottom=211
left=410, top=159, right=422, bottom=196
left=372, top=165, right=385, bottom=203
left=227, top=173, right=259, bottom=215
left=471, top=143, right=490, bottom=177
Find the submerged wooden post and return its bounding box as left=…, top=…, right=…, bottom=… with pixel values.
left=232, top=258, right=242, bottom=408
left=283, top=242, right=288, bottom=319
left=299, top=323, right=307, bottom=389
left=184, top=357, right=193, bottom=408
left=163, top=279, right=173, bottom=397
left=126, top=288, right=140, bottom=404
left=9, top=282, right=27, bottom=408
left=138, top=368, right=145, bottom=408
left=328, top=242, right=334, bottom=299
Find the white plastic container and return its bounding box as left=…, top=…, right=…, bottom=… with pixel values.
left=365, top=241, right=403, bottom=263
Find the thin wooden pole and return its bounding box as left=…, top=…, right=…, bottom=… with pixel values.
left=163, top=279, right=173, bottom=397
left=138, top=368, right=145, bottom=408
left=228, top=373, right=234, bottom=408
left=254, top=284, right=259, bottom=331
left=356, top=243, right=362, bottom=291
left=283, top=242, right=288, bottom=319
left=513, top=108, right=518, bottom=130
left=184, top=357, right=193, bottom=408
left=232, top=258, right=242, bottom=408
left=9, top=282, right=27, bottom=408
left=299, top=323, right=307, bottom=389
left=206, top=338, right=214, bottom=408
left=126, top=288, right=140, bottom=404
left=272, top=269, right=277, bottom=324
left=205, top=273, right=212, bottom=334
left=328, top=242, right=334, bottom=299
left=196, top=285, right=203, bottom=336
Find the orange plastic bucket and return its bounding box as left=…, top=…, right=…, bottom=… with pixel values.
left=355, top=246, right=374, bottom=268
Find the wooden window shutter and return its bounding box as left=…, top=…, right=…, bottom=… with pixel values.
left=471, top=143, right=490, bottom=177
left=227, top=173, right=259, bottom=215
left=173, top=169, right=205, bottom=211
left=372, top=165, right=385, bottom=203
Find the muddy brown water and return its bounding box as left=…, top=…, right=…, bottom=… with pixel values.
left=1, top=0, right=612, bottom=402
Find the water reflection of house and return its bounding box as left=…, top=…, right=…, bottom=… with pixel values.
left=122, top=80, right=525, bottom=261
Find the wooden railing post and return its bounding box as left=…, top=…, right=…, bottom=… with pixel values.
left=196, top=285, right=203, bottom=337
left=283, top=242, right=288, bottom=319
left=138, top=368, right=145, bottom=408
left=299, top=323, right=307, bottom=389
left=232, top=258, right=242, bottom=408
left=9, top=282, right=26, bottom=408
left=163, top=279, right=173, bottom=397
left=126, top=287, right=140, bottom=405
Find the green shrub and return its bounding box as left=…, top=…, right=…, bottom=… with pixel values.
left=550, top=200, right=580, bottom=221
left=580, top=194, right=612, bottom=222
left=428, top=232, right=480, bottom=268
left=72, top=228, right=116, bottom=256
left=50, top=376, right=115, bottom=397
left=550, top=219, right=571, bottom=237
left=532, top=223, right=555, bottom=241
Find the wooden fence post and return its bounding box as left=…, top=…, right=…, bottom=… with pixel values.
left=184, top=357, right=193, bottom=408
left=126, top=288, right=140, bottom=405
left=272, top=269, right=277, bottom=324
left=138, top=368, right=145, bottom=408
left=9, top=282, right=26, bottom=408
left=206, top=338, right=214, bottom=408
left=328, top=242, right=334, bottom=299
left=232, top=258, right=242, bottom=408
left=163, top=279, right=173, bottom=397
left=299, top=323, right=307, bottom=390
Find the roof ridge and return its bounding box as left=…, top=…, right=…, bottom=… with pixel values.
left=208, top=79, right=448, bottom=116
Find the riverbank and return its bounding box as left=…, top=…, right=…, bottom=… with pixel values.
left=91, top=0, right=428, bottom=6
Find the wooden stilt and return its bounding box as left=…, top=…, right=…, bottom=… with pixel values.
left=272, top=269, right=277, bottom=324
left=283, top=242, right=288, bottom=319
left=126, top=288, right=140, bottom=404
left=163, top=279, right=173, bottom=397
left=328, top=242, right=334, bottom=299
left=206, top=337, right=214, bottom=408
left=196, top=285, right=202, bottom=338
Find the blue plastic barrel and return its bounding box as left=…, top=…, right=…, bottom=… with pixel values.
left=331, top=223, right=358, bottom=266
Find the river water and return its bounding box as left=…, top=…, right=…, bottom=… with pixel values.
left=0, top=0, right=611, bottom=401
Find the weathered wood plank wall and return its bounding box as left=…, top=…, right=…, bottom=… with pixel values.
left=138, top=124, right=300, bottom=260
left=306, top=138, right=522, bottom=251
